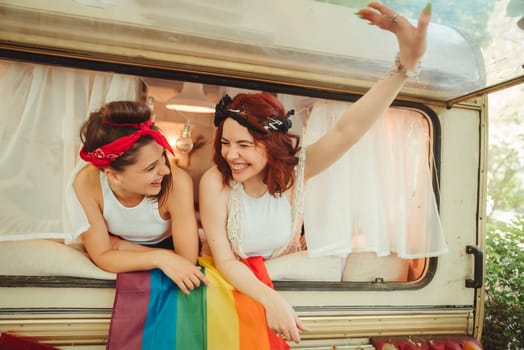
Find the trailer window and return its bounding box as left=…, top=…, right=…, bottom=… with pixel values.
left=0, top=59, right=442, bottom=289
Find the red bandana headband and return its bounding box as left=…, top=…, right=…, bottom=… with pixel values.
left=79, top=120, right=174, bottom=169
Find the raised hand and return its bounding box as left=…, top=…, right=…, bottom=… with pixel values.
left=356, top=2, right=432, bottom=71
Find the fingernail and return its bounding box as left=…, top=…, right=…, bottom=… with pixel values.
left=423, top=2, right=432, bottom=15
left=354, top=11, right=364, bottom=19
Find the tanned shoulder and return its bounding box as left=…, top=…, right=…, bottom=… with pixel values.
left=73, top=164, right=101, bottom=194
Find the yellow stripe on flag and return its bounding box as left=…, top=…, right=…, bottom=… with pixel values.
left=199, top=257, right=240, bottom=350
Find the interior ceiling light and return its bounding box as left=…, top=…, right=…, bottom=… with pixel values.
left=165, top=82, right=215, bottom=113
left=175, top=120, right=194, bottom=153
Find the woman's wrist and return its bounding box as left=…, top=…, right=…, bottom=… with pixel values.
left=390, top=52, right=421, bottom=79
left=151, top=249, right=169, bottom=269
left=260, top=286, right=278, bottom=307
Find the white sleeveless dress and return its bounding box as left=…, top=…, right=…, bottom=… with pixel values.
left=227, top=149, right=305, bottom=259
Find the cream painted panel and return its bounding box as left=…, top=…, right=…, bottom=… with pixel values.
left=0, top=287, right=114, bottom=309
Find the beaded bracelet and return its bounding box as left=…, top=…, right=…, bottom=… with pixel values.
left=390, top=52, right=421, bottom=79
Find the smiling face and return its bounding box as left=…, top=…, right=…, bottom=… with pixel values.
left=220, top=118, right=268, bottom=185
left=108, top=141, right=171, bottom=199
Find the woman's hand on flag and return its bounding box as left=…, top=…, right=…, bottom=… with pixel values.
left=155, top=250, right=210, bottom=295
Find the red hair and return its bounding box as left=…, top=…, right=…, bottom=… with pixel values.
left=213, top=93, right=300, bottom=196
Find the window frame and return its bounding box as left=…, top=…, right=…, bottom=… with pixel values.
left=0, top=47, right=442, bottom=291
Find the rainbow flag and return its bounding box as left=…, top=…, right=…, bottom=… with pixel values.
left=107, top=257, right=289, bottom=350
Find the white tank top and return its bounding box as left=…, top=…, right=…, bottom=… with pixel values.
left=239, top=187, right=292, bottom=259
left=227, top=148, right=306, bottom=259
left=101, top=172, right=170, bottom=244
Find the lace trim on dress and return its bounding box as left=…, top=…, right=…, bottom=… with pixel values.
left=226, top=148, right=306, bottom=259
left=226, top=180, right=244, bottom=258
left=271, top=148, right=305, bottom=258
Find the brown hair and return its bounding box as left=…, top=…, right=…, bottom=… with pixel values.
left=80, top=101, right=173, bottom=205
left=213, top=93, right=300, bottom=196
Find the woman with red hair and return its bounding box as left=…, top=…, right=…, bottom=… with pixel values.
left=199, top=1, right=433, bottom=346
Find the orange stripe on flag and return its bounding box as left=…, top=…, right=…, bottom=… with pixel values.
left=234, top=290, right=270, bottom=350
left=242, top=256, right=290, bottom=350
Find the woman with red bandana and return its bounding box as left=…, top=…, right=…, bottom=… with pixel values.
left=199, top=2, right=433, bottom=346
left=73, top=100, right=209, bottom=294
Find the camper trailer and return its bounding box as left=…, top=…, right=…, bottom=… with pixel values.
left=0, top=0, right=522, bottom=349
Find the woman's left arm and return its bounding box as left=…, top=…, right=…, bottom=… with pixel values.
left=166, top=164, right=200, bottom=264
left=304, top=2, right=431, bottom=180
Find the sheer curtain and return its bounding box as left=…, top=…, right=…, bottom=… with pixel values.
left=301, top=99, right=447, bottom=259
left=0, top=60, right=139, bottom=242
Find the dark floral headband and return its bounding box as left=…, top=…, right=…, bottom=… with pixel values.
left=214, top=94, right=293, bottom=134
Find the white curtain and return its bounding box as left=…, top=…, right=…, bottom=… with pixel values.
left=0, top=60, right=139, bottom=241
left=302, top=99, right=447, bottom=259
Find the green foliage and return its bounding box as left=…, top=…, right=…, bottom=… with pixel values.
left=487, top=143, right=524, bottom=216
left=482, top=216, right=524, bottom=349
